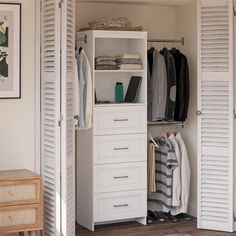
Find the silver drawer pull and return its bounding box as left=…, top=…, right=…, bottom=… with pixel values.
left=113, top=176, right=129, bottom=179
left=113, top=204, right=128, bottom=208
left=113, top=119, right=129, bottom=122
left=113, top=147, right=128, bottom=151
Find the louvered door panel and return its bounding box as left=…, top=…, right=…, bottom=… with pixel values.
left=41, top=0, right=61, bottom=235
left=198, top=0, right=234, bottom=232
left=61, top=0, right=76, bottom=235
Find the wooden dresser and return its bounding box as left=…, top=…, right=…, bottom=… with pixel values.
left=0, top=169, right=43, bottom=236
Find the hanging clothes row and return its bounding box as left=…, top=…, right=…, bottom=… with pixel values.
left=74, top=48, right=93, bottom=129
left=147, top=132, right=191, bottom=218
left=148, top=47, right=190, bottom=122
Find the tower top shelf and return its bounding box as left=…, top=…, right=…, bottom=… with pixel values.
left=77, top=30, right=147, bottom=40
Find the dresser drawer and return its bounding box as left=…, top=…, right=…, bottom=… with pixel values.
left=0, top=204, right=42, bottom=233
left=94, top=190, right=146, bottom=222
left=93, top=106, right=147, bottom=135
left=0, top=179, right=41, bottom=206
left=94, top=134, right=147, bottom=164
left=94, top=162, right=146, bottom=193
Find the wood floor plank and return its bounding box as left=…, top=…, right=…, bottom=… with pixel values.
left=76, top=219, right=236, bottom=236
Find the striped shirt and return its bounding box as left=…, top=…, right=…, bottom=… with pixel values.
left=148, top=137, right=178, bottom=212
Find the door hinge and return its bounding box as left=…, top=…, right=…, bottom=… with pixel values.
left=59, top=0, right=63, bottom=8
left=234, top=109, right=236, bottom=119
left=234, top=212, right=236, bottom=222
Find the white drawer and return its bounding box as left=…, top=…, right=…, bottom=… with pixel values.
left=94, top=134, right=147, bottom=164
left=94, top=190, right=147, bottom=222
left=94, top=162, right=146, bottom=193
left=93, top=106, right=147, bottom=135
left=0, top=180, right=41, bottom=206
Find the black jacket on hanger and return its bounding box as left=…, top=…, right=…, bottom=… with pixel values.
left=160, top=48, right=176, bottom=121
left=170, top=49, right=189, bottom=121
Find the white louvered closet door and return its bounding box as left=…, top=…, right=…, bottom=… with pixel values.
left=197, top=0, right=234, bottom=232
left=61, top=0, right=76, bottom=235
left=41, top=0, right=61, bottom=235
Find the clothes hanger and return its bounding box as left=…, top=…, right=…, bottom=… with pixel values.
left=79, top=47, right=83, bottom=54
left=159, top=132, right=167, bottom=139
left=148, top=129, right=159, bottom=148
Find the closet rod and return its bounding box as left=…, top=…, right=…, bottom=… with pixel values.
left=148, top=121, right=184, bottom=128
left=77, top=35, right=87, bottom=44
left=147, top=37, right=184, bottom=46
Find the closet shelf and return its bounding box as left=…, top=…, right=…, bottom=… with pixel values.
left=148, top=121, right=184, bottom=128
left=148, top=37, right=184, bottom=45
left=95, top=70, right=145, bottom=73
left=94, top=103, right=147, bottom=107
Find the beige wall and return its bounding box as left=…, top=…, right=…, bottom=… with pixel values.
left=75, top=2, right=177, bottom=39
left=0, top=0, right=36, bottom=172
left=176, top=2, right=198, bottom=216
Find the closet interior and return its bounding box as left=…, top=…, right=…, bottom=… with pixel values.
left=73, top=0, right=236, bottom=233
left=75, top=0, right=198, bottom=231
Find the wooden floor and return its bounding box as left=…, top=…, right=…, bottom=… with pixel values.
left=77, top=219, right=236, bottom=236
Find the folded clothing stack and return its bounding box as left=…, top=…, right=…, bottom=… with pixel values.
left=95, top=55, right=118, bottom=70
left=89, top=17, right=131, bottom=28
left=115, top=54, right=142, bottom=70
left=79, top=17, right=143, bottom=32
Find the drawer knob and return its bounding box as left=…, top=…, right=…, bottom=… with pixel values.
left=113, top=204, right=129, bottom=208
left=113, top=147, right=129, bottom=151
left=8, top=215, right=14, bottom=221
left=8, top=190, right=14, bottom=196
left=113, top=176, right=129, bottom=179
left=113, top=119, right=129, bottom=122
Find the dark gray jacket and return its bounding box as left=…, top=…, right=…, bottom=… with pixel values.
left=160, top=48, right=176, bottom=121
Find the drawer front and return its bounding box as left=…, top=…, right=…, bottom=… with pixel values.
left=0, top=180, right=41, bottom=206
left=94, top=162, right=146, bottom=193
left=94, top=106, right=147, bottom=135
left=94, top=190, right=147, bottom=222
left=0, top=204, right=42, bottom=232
left=94, top=134, right=147, bottom=164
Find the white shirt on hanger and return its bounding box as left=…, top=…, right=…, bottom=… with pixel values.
left=75, top=49, right=92, bottom=129
left=168, top=133, right=181, bottom=207
left=171, top=132, right=191, bottom=215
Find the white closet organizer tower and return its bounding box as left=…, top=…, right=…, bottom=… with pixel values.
left=76, top=30, right=147, bottom=231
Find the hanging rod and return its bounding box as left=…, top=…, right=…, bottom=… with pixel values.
left=148, top=121, right=184, bottom=128
left=77, top=35, right=87, bottom=44
left=147, top=37, right=184, bottom=46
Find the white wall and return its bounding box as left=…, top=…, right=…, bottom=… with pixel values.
left=0, top=0, right=36, bottom=172
left=176, top=2, right=198, bottom=216
left=75, top=2, right=177, bottom=39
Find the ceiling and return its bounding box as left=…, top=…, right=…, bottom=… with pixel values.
left=76, top=0, right=196, bottom=6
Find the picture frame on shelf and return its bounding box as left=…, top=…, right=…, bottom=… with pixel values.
left=0, top=3, right=21, bottom=99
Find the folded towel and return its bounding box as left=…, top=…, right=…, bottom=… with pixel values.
left=89, top=17, right=132, bottom=28
left=96, top=60, right=117, bottom=66
left=96, top=65, right=118, bottom=70
left=115, top=54, right=140, bottom=59
left=95, top=55, right=116, bottom=62
left=116, top=58, right=142, bottom=65
left=118, top=64, right=142, bottom=70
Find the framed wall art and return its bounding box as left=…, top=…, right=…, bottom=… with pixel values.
left=0, top=3, right=21, bottom=99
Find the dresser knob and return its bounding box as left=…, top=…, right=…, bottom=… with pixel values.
left=8, top=215, right=14, bottom=221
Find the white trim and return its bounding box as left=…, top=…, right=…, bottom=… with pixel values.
left=35, top=0, right=41, bottom=174
left=196, top=0, right=201, bottom=229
